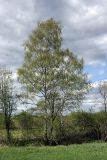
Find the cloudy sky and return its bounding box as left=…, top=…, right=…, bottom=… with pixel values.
left=0, top=0, right=107, bottom=82
left=1, top=0, right=107, bottom=111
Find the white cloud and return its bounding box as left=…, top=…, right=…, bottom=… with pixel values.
left=87, top=74, right=93, bottom=80
left=88, top=60, right=106, bottom=66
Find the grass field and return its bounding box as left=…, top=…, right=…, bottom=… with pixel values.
left=0, top=143, right=107, bottom=160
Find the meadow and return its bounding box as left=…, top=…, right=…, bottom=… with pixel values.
left=0, top=143, right=107, bottom=160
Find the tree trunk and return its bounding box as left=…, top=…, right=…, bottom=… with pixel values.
left=49, top=119, right=54, bottom=145
left=6, top=121, right=11, bottom=143
left=44, top=118, right=48, bottom=144
left=5, top=116, right=11, bottom=143
left=6, top=127, right=11, bottom=143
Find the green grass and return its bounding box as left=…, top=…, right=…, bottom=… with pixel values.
left=0, top=143, right=107, bottom=160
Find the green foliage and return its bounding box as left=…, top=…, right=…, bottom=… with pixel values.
left=0, top=111, right=107, bottom=145
left=94, top=112, right=107, bottom=140
left=62, top=112, right=107, bottom=144
left=63, top=112, right=95, bottom=144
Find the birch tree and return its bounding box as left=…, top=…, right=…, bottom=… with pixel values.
left=18, top=18, right=88, bottom=144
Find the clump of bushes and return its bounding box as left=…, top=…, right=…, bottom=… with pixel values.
left=0, top=111, right=107, bottom=145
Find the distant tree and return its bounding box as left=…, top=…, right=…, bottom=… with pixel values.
left=0, top=67, right=16, bottom=142
left=98, top=81, right=107, bottom=112
left=17, top=111, right=33, bottom=140
left=94, top=112, right=107, bottom=141
left=18, top=18, right=88, bottom=144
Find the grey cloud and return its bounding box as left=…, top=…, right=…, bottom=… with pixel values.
left=37, top=0, right=107, bottom=64
left=0, top=0, right=38, bottom=68
left=0, top=0, right=107, bottom=69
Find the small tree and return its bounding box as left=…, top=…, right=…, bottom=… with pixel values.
left=0, top=67, right=16, bottom=142
left=98, top=81, right=107, bottom=112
